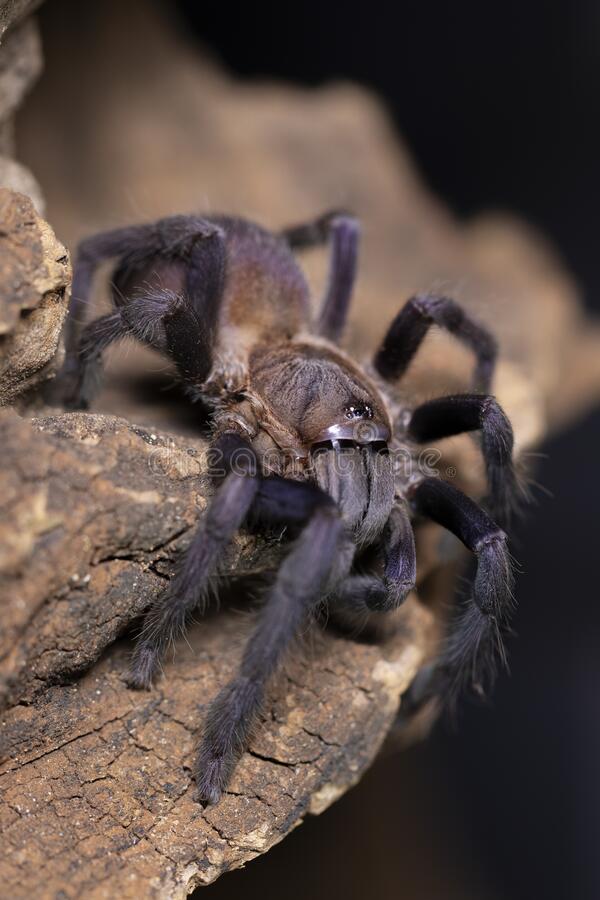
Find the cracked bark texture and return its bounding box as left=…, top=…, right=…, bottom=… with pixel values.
left=0, top=409, right=435, bottom=898
left=0, top=189, right=70, bottom=405
left=1, top=1, right=600, bottom=897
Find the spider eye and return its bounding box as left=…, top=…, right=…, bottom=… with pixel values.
left=345, top=403, right=373, bottom=420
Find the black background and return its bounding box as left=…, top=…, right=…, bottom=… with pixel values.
left=171, top=3, right=600, bottom=899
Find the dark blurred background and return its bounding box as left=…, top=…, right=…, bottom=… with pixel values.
left=171, top=3, right=600, bottom=899
left=25, top=2, right=600, bottom=897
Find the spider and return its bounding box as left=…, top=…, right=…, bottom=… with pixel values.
left=56, top=209, right=521, bottom=804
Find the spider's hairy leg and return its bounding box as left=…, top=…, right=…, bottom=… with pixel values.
left=325, top=502, right=416, bottom=637
left=127, top=468, right=259, bottom=690
left=331, top=575, right=391, bottom=615
left=55, top=216, right=225, bottom=407
left=407, top=477, right=514, bottom=709
left=374, top=294, right=498, bottom=392
left=50, top=223, right=158, bottom=405
left=408, top=393, right=523, bottom=527
left=279, top=208, right=351, bottom=248
left=379, top=501, right=418, bottom=608
left=280, top=209, right=360, bottom=343
left=317, top=214, right=360, bottom=342
left=114, top=224, right=225, bottom=392
left=69, top=311, right=131, bottom=409
left=64, top=223, right=161, bottom=359
left=196, top=480, right=349, bottom=805
left=64, top=285, right=216, bottom=409
left=337, top=499, right=416, bottom=606
left=172, top=222, right=226, bottom=329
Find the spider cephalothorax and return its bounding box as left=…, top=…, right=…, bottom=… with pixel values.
left=56, top=209, right=522, bottom=803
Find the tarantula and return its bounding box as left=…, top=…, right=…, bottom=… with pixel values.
left=56, top=209, right=520, bottom=804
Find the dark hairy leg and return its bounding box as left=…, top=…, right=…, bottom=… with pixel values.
left=127, top=469, right=260, bottom=689
left=63, top=286, right=216, bottom=409
left=48, top=224, right=159, bottom=405
left=317, top=214, right=360, bottom=342
left=407, top=477, right=514, bottom=708
left=64, top=223, right=160, bottom=358
left=128, top=432, right=257, bottom=687
left=146, top=288, right=217, bottom=387
left=279, top=209, right=360, bottom=343
left=196, top=495, right=345, bottom=804
left=408, top=393, right=521, bottom=527
left=325, top=502, right=416, bottom=641
left=58, top=217, right=225, bottom=407
left=66, top=216, right=222, bottom=351
left=70, top=311, right=131, bottom=409
left=331, top=574, right=392, bottom=615
left=378, top=501, right=417, bottom=608
left=129, top=429, right=352, bottom=802
left=346, top=501, right=416, bottom=611
left=374, top=293, right=498, bottom=392
left=279, top=208, right=350, bottom=248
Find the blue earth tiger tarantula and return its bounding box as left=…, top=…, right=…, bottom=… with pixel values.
left=57, top=210, right=521, bottom=804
